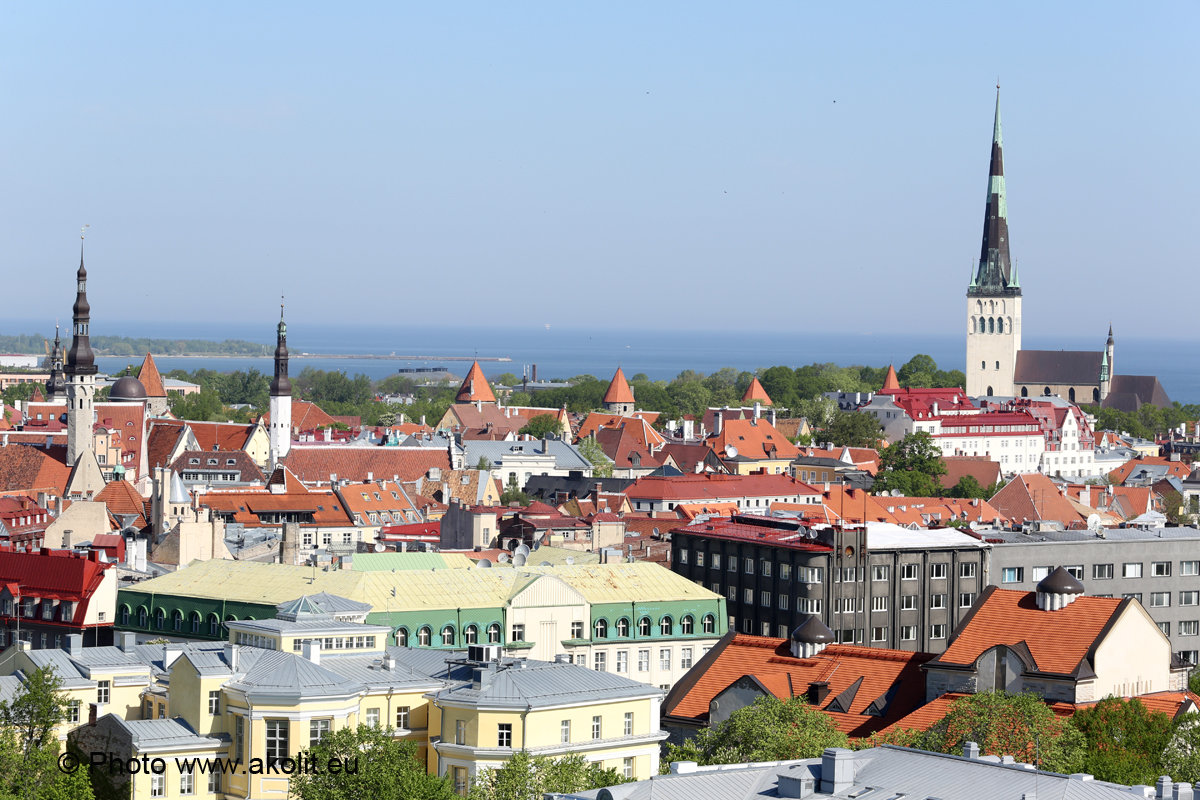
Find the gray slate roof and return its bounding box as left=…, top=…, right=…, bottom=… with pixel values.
left=1014, top=350, right=1103, bottom=386
left=116, top=717, right=222, bottom=750
left=463, top=439, right=591, bottom=472
left=430, top=658, right=662, bottom=710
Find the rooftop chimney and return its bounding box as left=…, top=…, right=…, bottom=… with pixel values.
left=303, top=639, right=321, bottom=665
left=819, top=749, right=855, bottom=795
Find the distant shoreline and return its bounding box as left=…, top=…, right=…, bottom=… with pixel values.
left=90, top=353, right=513, bottom=362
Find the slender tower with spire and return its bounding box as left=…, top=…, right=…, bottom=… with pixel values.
left=65, top=235, right=98, bottom=466
left=45, top=324, right=66, bottom=402
left=268, top=302, right=293, bottom=468
left=1100, top=325, right=1115, bottom=401
left=965, top=86, right=1023, bottom=397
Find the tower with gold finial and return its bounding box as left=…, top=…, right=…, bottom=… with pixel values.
left=268, top=301, right=292, bottom=468
left=965, top=86, right=1022, bottom=397
left=65, top=232, right=98, bottom=467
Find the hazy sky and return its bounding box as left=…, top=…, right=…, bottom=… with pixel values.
left=2, top=2, right=1195, bottom=340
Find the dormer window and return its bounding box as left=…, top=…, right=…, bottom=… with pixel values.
left=189, top=458, right=200, bottom=465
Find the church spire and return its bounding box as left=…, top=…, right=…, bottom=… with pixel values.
left=65, top=234, right=96, bottom=376
left=969, top=86, right=1018, bottom=297
left=270, top=300, right=291, bottom=397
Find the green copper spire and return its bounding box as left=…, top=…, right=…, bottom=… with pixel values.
left=968, top=85, right=1019, bottom=298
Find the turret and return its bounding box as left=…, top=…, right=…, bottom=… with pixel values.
left=45, top=325, right=66, bottom=401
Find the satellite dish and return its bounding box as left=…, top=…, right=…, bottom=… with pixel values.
left=724, top=445, right=738, bottom=459
left=373, top=543, right=385, bottom=552
left=513, top=553, right=527, bottom=566
left=531, top=541, right=540, bottom=551
left=1087, top=513, right=1102, bottom=532
left=497, top=553, right=510, bottom=564
left=515, top=544, right=530, bottom=557
left=539, top=561, right=553, bottom=567
left=478, top=559, right=493, bottom=568
left=565, top=556, right=574, bottom=565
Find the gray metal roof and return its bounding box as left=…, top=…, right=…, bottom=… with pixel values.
left=986, top=526, right=1200, bottom=544
left=429, top=658, right=662, bottom=710
left=113, top=717, right=222, bottom=750
left=225, top=649, right=363, bottom=701
left=462, top=439, right=591, bottom=471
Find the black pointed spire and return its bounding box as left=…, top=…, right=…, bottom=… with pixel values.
left=65, top=234, right=96, bottom=375
left=46, top=324, right=66, bottom=398
left=270, top=300, right=292, bottom=397
left=969, top=87, right=1020, bottom=297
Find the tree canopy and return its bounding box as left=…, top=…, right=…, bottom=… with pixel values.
left=663, top=695, right=848, bottom=766
left=1072, top=697, right=1175, bottom=785
left=872, top=431, right=947, bottom=497
left=288, top=724, right=451, bottom=800
left=466, top=751, right=623, bottom=800
left=0, top=666, right=94, bottom=800
left=518, top=414, right=561, bottom=439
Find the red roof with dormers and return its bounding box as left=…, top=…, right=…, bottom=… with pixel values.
left=137, top=353, right=166, bottom=397
left=932, top=586, right=1125, bottom=676
left=94, top=403, right=147, bottom=476
left=741, top=378, right=772, bottom=405
left=187, top=421, right=257, bottom=452
left=1108, top=456, right=1191, bottom=485
left=0, top=545, right=113, bottom=625
left=455, top=362, right=496, bottom=404
left=662, top=633, right=933, bottom=737
left=576, top=413, right=663, bottom=446
left=603, top=368, right=635, bottom=405
left=199, top=468, right=353, bottom=528
left=707, top=417, right=799, bottom=461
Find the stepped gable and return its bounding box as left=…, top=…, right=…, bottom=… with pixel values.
left=455, top=361, right=496, bottom=404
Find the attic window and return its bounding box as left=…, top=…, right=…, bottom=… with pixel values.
left=317, top=505, right=324, bottom=511
left=226, top=459, right=236, bottom=466
left=189, top=458, right=200, bottom=465
left=737, top=436, right=745, bottom=441
left=207, top=459, right=218, bottom=466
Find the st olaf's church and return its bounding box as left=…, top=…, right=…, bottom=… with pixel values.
left=964, top=90, right=1170, bottom=413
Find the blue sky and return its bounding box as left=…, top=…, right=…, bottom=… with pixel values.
left=2, top=2, right=1195, bottom=340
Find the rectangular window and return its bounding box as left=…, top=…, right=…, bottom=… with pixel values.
left=1064, top=565, right=1084, bottom=580
left=624, top=712, right=634, bottom=736
left=235, top=717, right=245, bottom=760
left=1124, top=563, right=1143, bottom=579
left=208, top=772, right=220, bottom=794
left=208, top=691, right=220, bottom=715
left=151, top=775, right=165, bottom=798
left=265, top=719, right=289, bottom=766
left=1093, top=563, right=1114, bottom=580
left=624, top=757, right=634, bottom=780
left=930, top=563, right=947, bottom=580
left=901, top=595, right=917, bottom=611
left=66, top=700, right=80, bottom=724
left=592, top=715, right=602, bottom=740
left=900, top=626, right=917, bottom=641
left=594, top=651, right=607, bottom=672
left=1031, top=566, right=1051, bottom=582
left=455, top=719, right=466, bottom=745
left=1153, top=561, right=1172, bottom=577
left=1183, top=561, right=1200, bottom=576
left=901, top=564, right=918, bottom=581
left=743, top=588, right=753, bottom=605
left=931, top=624, right=947, bottom=639
left=760, top=560, right=771, bottom=577
left=365, top=708, right=380, bottom=727
left=779, top=563, right=791, bottom=580
left=871, top=596, right=888, bottom=612
left=778, top=594, right=789, bottom=610
left=695, top=552, right=704, bottom=567
left=1124, top=593, right=1143, bottom=603
left=571, top=621, right=584, bottom=639
left=744, top=558, right=754, bottom=574
left=802, top=598, right=824, bottom=614
left=804, top=567, right=824, bottom=583
left=616, top=650, right=628, bottom=673
left=310, top=719, right=331, bottom=747
left=840, top=567, right=857, bottom=583
left=1151, top=592, right=1171, bottom=608
left=511, top=623, right=525, bottom=642
left=1159, top=622, right=1171, bottom=636
left=678, top=549, right=688, bottom=564
left=760, top=590, right=771, bottom=607
left=727, top=557, right=736, bottom=572
left=1001, top=567, right=1023, bottom=584
left=681, top=647, right=693, bottom=669
left=960, top=562, right=977, bottom=579
left=396, top=706, right=411, bottom=729
left=637, top=650, right=649, bottom=672
left=1182, top=591, right=1200, bottom=606
left=872, top=565, right=889, bottom=582
left=871, top=627, right=887, bottom=642
left=498, top=723, right=512, bottom=748
left=960, top=592, right=976, bottom=608
left=711, top=554, right=721, bottom=570
left=561, top=719, right=571, bottom=743
left=659, top=648, right=671, bottom=670
left=930, top=594, right=947, bottom=610
left=1181, top=621, right=1200, bottom=637
left=97, top=680, right=110, bottom=704
left=761, top=621, right=771, bottom=636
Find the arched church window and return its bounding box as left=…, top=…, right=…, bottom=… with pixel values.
left=1068, top=388, right=1076, bottom=403
left=981, top=361, right=986, bottom=370
left=1021, top=387, right=1028, bottom=398
left=987, top=386, right=994, bottom=396
left=978, top=318, right=986, bottom=334
left=988, top=318, right=995, bottom=334
left=995, top=361, right=1000, bottom=370
left=996, top=318, right=1003, bottom=334
left=1007, top=316, right=1012, bottom=332
left=1044, top=387, right=1052, bottom=396
left=1093, top=389, right=1100, bottom=403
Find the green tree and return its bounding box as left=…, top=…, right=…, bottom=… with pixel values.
left=467, top=751, right=622, bottom=800
left=948, top=475, right=986, bottom=499
left=0, top=666, right=94, bottom=800
left=662, top=696, right=848, bottom=767
left=1162, top=490, right=1191, bottom=525
left=897, top=354, right=938, bottom=388
left=1162, top=713, right=1200, bottom=783
left=1071, top=697, right=1174, bottom=785
left=873, top=431, right=947, bottom=498
left=824, top=411, right=882, bottom=448
left=518, top=414, right=561, bottom=439
left=576, top=437, right=613, bottom=478
left=288, top=724, right=451, bottom=800
left=500, top=474, right=530, bottom=506
left=797, top=396, right=838, bottom=433
left=919, top=691, right=1084, bottom=774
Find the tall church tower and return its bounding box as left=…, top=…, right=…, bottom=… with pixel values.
left=965, top=88, right=1022, bottom=397
left=65, top=239, right=97, bottom=466
left=268, top=304, right=292, bottom=468
left=45, top=325, right=66, bottom=402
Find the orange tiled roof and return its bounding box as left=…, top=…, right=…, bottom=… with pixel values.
left=137, top=353, right=166, bottom=397
left=146, top=419, right=190, bottom=470
left=1109, top=456, right=1191, bottom=485
left=95, top=480, right=148, bottom=529
left=662, top=633, right=933, bottom=737
left=934, top=586, right=1123, bottom=676
left=881, top=364, right=900, bottom=392
left=741, top=378, right=772, bottom=405
left=455, top=361, right=496, bottom=404
left=576, top=413, right=663, bottom=446
left=1074, top=690, right=1200, bottom=721
left=603, top=368, right=635, bottom=405
left=280, top=447, right=450, bottom=485
left=675, top=502, right=739, bottom=521
left=0, top=445, right=71, bottom=496
left=988, top=473, right=1085, bottom=527
left=189, top=421, right=257, bottom=453
left=707, top=418, right=799, bottom=461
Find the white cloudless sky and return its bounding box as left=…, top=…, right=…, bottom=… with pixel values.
left=1, top=1, right=1195, bottom=339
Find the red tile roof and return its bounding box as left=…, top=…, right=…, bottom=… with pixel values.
left=188, top=421, right=257, bottom=453
left=939, top=456, right=1002, bottom=492
left=881, top=364, right=900, bottom=392
left=627, top=472, right=821, bottom=502
left=137, top=353, right=166, bottom=397
left=988, top=473, right=1086, bottom=527
left=603, top=368, right=635, bottom=405
left=662, top=633, right=933, bottom=737
left=0, top=545, right=112, bottom=618
left=933, top=586, right=1124, bottom=676
left=576, top=413, right=664, bottom=447
left=94, top=403, right=147, bottom=477
left=0, top=445, right=71, bottom=497
left=280, top=447, right=450, bottom=485
left=707, top=418, right=799, bottom=461
left=455, top=361, right=496, bottom=404
left=1109, top=456, right=1191, bottom=485
left=95, top=480, right=148, bottom=529
left=146, top=420, right=189, bottom=470
left=741, top=378, right=773, bottom=405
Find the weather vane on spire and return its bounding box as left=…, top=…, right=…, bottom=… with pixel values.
left=80, top=224, right=90, bottom=240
